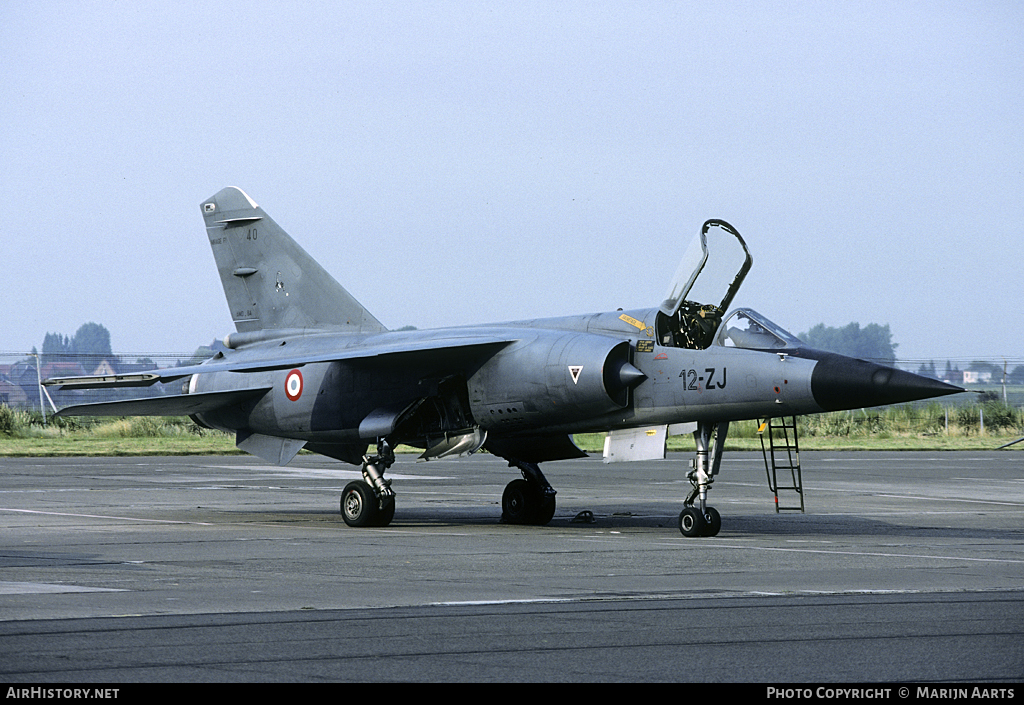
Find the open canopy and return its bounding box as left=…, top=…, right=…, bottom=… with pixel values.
left=660, top=219, right=752, bottom=318
left=657, top=220, right=753, bottom=350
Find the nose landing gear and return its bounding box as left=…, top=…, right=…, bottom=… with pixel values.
left=678, top=421, right=728, bottom=537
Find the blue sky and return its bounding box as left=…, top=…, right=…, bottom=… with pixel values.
left=3, top=1, right=1022, bottom=364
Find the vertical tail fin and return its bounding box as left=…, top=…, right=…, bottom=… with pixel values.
left=201, top=187, right=386, bottom=334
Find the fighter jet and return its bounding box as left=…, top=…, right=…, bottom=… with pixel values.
left=45, top=187, right=962, bottom=536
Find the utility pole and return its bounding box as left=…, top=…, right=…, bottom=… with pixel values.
left=1002, top=358, right=1008, bottom=404
left=31, top=352, right=46, bottom=425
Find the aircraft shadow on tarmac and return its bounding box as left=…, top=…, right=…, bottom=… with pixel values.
left=220, top=505, right=1022, bottom=541
left=0, top=549, right=106, bottom=568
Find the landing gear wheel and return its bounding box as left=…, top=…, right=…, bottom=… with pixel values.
left=678, top=506, right=707, bottom=537
left=502, top=479, right=537, bottom=524
left=502, top=479, right=555, bottom=525
left=501, top=459, right=557, bottom=526
left=341, top=481, right=380, bottom=528
left=701, top=506, right=721, bottom=537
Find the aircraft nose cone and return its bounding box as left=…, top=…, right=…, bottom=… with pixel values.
left=809, top=352, right=963, bottom=412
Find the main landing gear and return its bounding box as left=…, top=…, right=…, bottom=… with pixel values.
left=678, top=420, right=729, bottom=537
left=337, top=442, right=560, bottom=529
left=501, top=459, right=557, bottom=525
left=340, top=440, right=396, bottom=527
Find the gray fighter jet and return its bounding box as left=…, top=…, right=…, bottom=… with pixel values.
left=45, top=187, right=962, bottom=536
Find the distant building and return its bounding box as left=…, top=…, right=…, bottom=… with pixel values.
left=41, top=361, right=87, bottom=380
left=91, top=359, right=118, bottom=377
left=0, top=373, right=30, bottom=408
left=962, top=370, right=993, bottom=384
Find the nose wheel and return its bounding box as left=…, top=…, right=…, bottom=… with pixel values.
left=678, top=506, right=721, bottom=537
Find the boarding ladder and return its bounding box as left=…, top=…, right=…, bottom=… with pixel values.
left=758, top=416, right=805, bottom=512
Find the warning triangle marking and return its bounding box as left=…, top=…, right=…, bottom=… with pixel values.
left=568, top=365, right=583, bottom=384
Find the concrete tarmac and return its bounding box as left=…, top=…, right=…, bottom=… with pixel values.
left=1, top=451, right=1022, bottom=682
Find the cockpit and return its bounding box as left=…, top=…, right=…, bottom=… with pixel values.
left=656, top=219, right=749, bottom=350
left=655, top=220, right=805, bottom=352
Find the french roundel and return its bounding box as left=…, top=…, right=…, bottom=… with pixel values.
left=285, top=369, right=303, bottom=401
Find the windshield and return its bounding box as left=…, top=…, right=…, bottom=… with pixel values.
left=714, top=308, right=806, bottom=350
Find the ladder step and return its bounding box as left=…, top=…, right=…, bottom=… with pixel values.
left=759, top=416, right=805, bottom=513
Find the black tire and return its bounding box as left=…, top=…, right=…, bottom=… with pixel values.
left=701, top=506, right=721, bottom=537
left=376, top=497, right=396, bottom=527
left=535, top=494, right=556, bottom=526
left=502, top=479, right=538, bottom=524
left=678, top=506, right=707, bottom=537
left=340, top=481, right=380, bottom=527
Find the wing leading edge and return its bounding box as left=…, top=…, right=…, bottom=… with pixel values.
left=53, top=387, right=272, bottom=418
left=44, top=336, right=515, bottom=391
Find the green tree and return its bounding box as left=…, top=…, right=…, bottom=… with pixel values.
left=1010, top=365, right=1024, bottom=385
left=72, top=322, right=112, bottom=356
left=968, top=361, right=1002, bottom=378
left=799, top=322, right=898, bottom=364
left=42, top=332, right=74, bottom=356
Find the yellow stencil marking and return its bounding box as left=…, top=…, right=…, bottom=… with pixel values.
left=619, top=313, right=646, bottom=330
